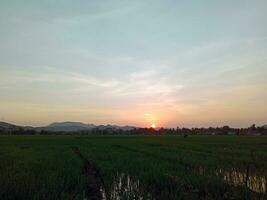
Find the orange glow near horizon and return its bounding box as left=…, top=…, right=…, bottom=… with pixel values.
left=144, top=113, right=158, bottom=128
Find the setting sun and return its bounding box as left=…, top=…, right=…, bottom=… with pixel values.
left=151, top=124, right=156, bottom=129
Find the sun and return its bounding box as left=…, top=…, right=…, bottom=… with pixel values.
left=151, top=123, right=156, bottom=128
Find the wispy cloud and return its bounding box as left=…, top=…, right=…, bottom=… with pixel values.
left=0, top=67, right=119, bottom=89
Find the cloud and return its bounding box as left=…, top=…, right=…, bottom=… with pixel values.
left=68, top=74, right=119, bottom=88
left=0, top=67, right=119, bottom=90
left=109, top=70, right=183, bottom=97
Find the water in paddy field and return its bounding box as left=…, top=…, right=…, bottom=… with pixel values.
left=93, top=168, right=266, bottom=200
left=198, top=166, right=267, bottom=193
left=93, top=172, right=152, bottom=200
left=107, top=172, right=152, bottom=200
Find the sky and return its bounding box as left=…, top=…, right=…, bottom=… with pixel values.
left=0, top=0, right=267, bottom=128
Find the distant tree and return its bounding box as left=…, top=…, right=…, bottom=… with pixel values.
left=248, top=124, right=256, bottom=134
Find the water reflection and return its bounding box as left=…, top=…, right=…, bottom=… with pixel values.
left=198, top=166, right=267, bottom=193
left=100, top=186, right=107, bottom=200
left=98, top=167, right=266, bottom=200
left=108, top=172, right=152, bottom=200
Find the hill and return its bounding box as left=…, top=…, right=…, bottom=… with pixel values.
left=35, top=121, right=136, bottom=132
left=0, top=121, right=17, bottom=129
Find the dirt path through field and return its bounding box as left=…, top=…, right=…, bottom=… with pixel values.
left=72, top=146, right=106, bottom=200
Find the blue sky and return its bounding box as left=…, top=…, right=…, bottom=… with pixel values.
left=0, top=0, right=266, bottom=127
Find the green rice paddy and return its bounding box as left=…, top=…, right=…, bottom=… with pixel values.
left=0, top=135, right=266, bottom=199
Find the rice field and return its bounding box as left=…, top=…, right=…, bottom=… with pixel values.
left=0, top=135, right=266, bottom=200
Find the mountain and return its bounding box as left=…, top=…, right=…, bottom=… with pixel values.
left=0, top=121, right=137, bottom=133
left=0, top=121, right=17, bottom=128
left=0, top=121, right=21, bottom=132
left=48, top=121, right=94, bottom=128
left=263, top=124, right=267, bottom=129
left=36, top=121, right=96, bottom=132
left=95, top=124, right=136, bottom=131
left=36, top=121, right=137, bottom=132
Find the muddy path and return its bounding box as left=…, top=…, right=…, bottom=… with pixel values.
left=72, top=146, right=106, bottom=200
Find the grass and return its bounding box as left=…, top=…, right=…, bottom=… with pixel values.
left=0, top=135, right=266, bottom=199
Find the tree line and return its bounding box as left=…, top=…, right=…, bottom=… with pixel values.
left=0, top=124, right=266, bottom=135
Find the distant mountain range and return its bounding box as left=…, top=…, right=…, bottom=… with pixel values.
left=0, top=121, right=18, bottom=129
left=36, top=121, right=96, bottom=132
left=1, top=121, right=267, bottom=133
left=0, top=121, right=137, bottom=132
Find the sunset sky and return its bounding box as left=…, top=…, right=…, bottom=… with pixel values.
left=0, top=0, right=267, bottom=128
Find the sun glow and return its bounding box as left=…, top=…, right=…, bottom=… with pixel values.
left=151, top=123, right=156, bottom=128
